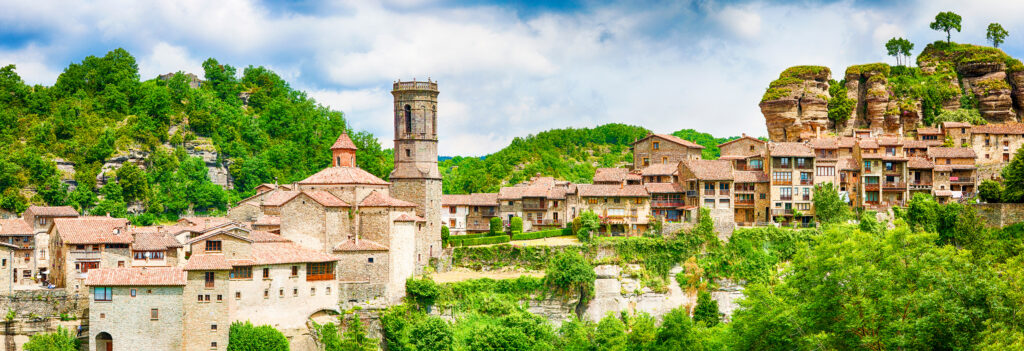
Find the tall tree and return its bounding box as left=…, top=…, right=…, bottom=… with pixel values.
left=545, top=250, right=596, bottom=318
left=692, top=291, right=720, bottom=327
left=1002, top=147, right=1024, bottom=203
left=812, top=182, right=850, bottom=225
left=930, top=11, right=962, bottom=43
left=987, top=23, right=1009, bottom=48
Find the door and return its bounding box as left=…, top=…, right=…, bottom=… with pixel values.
left=106, top=342, right=113, bottom=351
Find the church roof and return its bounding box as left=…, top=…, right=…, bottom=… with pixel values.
left=331, top=133, right=358, bottom=150
left=299, top=167, right=389, bottom=186
left=359, top=191, right=419, bottom=207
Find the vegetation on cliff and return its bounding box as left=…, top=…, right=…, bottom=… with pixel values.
left=0, top=48, right=392, bottom=219
left=760, top=65, right=830, bottom=103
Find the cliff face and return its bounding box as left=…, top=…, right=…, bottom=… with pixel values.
left=760, top=66, right=831, bottom=141
left=762, top=42, right=1024, bottom=141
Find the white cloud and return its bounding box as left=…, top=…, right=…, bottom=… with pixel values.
left=0, top=45, right=61, bottom=85
left=137, top=42, right=204, bottom=79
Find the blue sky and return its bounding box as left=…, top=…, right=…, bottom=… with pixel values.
left=2, top=0, right=1023, bottom=156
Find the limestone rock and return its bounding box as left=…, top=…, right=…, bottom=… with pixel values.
left=760, top=66, right=832, bottom=141
left=964, top=72, right=1017, bottom=123
left=1008, top=71, right=1024, bottom=119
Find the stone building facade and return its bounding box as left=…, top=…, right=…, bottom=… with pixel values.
left=86, top=267, right=185, bottom=351
left=441, top=195, right=471, bottom=235
left=767, top=143, right=815, bottom=225
left=632, top=134, right=704, bottom=169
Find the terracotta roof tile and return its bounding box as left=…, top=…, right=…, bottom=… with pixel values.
left=183, top=254, right=233, bottom=270
left=769, top=142, right=814, bottom=157
left=644, top=183, right=683, bottom=193
left=652, top=134, right=705, bottom=149
left=359, top=191, right=418, bottom=207
left=253, top=215, right=280, bottom=226
left=0, top=219, right=32, bottom=236
left=927, top=147, right=977, bottom=159
left=640, top=164, right=677, bottom=176
left=941, top=121, right=972, bottom=129
left=299, top=167, right=388, bottom=185
left=394, top=213, right=426, bottom=222
left=682, top=159, right=734, bottom=180
left=878, top=137, right=903, bottom=146
left=576, top=184, right=649, bottom=197
left=837, top=137, right=857, bottom=148
left=972, top=122, right=1024, bottom=135
left=331, top=133, right=358, bottom=150
left=837, top=158, right=859, bottom=171
left=185, top=226, right=254, bottom=245
left=26, top=206, right=79, bottom=217
left=904, top=140, right=942, bottom=148
left=907, top=157, right=934, bottom=169
left=917, top=127, right=942, bottom=135
left=717, top=135, right=765, bottom=148
left=593, top=168, right=629, bottom=183
left=334, top=239, right=389, bottom=252
left=178, top=217, right=233, bottom=228
left=53, top=217, right=132, bottom=245
left=261, top=190, right=301, bottom=207
left=469, top=193, right=499, bottom=206
left=498, top=186, right=525, bottom=200
left=807, top=138, right=839, bottom=149
left=251, top=241, right=337, bottom=265
left=442, top=194, right=472, bottom=206
left=302, top=191, right=349, bottom=207
left=85, top=267, right=186, bottom=286
left=857, top=139, right=879, bottom=149
left=734, top=171, right=769, bottom=183
left=247, top=230, right=290, bottom=243
left=131, top=232, right=182, bottom=251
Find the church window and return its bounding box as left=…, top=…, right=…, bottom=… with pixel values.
left=405, top=105, right=412, bottom=133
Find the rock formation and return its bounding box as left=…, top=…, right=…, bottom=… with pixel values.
left=760, top=66, right=831, bottom=141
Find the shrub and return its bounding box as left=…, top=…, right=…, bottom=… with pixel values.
left=23, top=327, right=78, bottom=351
left=511, top=228, right=572, bottom=241
left=227, top=321, right=289, bottom=351
left=510, top=217, right=523, bottom=233
left=406, top=277, right=440, bottom=309
left=455, top=235, right=510, bottom=247
left=489, top=217, right=503, bottom=235
left=692, top=291, right=720, bottom=327
left=979, top=179, right=1003, bottom=203
left=441, top=225, right=450, bottom=247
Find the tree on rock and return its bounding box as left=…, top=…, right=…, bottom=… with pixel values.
left=930, top=11, right=962, bottom=43
left=545, top=250, right=596, bottom=318
left=987, top=23, right=1009, bottom=48
left=340, top=313, right=377, bottom=351
left=885, top=37, right=914, bottom=66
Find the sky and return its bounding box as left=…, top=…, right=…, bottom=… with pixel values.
left=2, top=0, right=1024, bottom=156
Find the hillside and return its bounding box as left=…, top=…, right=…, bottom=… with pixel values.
left=440, top=125, right=738, bottom=194
left=760, top=41, right=1024, bottom=141
left=0, top=48, right=391, bottom=220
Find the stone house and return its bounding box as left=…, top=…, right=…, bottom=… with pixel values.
left=733, top=171, right=770, bottom=226
left=574, top=184, right=650, bottom=236
left=638, top=164, right=677, bottom=184
left=498, top=177, right=573, bottom=232
left=49, top=217, right=133, bottom=293
left=593, top=168, right=642, bottom=185
left=927, top=147, right=978, bottom=200
left=916, top=127, right=944, bottom=141
left=85, top=267, right=186, bottom=351
left=0, top=242, right=19, bottom=293
left=466, top=193, right=499, bottom=234
left=718, top=134, right=767, bottom=163
left=837, top=157, right=861, bottom=206
left=808, top=138, right=839, bottom=187
left=22, top=205, right=79, bottom=283
left=908, top=157, right=935, bottom=199
left=971, top=122, right=1024, bottom=166
left=941, top=121, right=973, bottom=146
left=767, top=142, right=815, bottom=225
left=678, top=159, right=736, bottom=229
left=631, top=134, right=704, bottom=169
left=181, top=227, right=340, bottom=351
left=441, top=194, right=471, bottom=235
left=0, top=219, right=37, bottom=288
left=644, top=183, right=685, bottom=222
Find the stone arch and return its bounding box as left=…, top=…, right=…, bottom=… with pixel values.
left=95, top=332, right=113, bottom=351
left=308, top=308, right=341, bottom=325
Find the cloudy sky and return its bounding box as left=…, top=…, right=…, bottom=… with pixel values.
left=2, top=0, right=1023, bottom=156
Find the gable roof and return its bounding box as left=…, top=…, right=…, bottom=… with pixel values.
left=131, top=232, right=183, bottom=251
left=334, top=238, right=389, bottom=252
left=183, top=254, right=233, bottom=270
left=769, top=142, right=814, bottom=157
left=26, top=206, right=79, bottom=218
left=927, top=147, right=976, bottom=159
left=359, top=191, right=419, bottom=207
left=633, top=134, right=705, bottom=149
left=298, top=167, right=389, bottom=186
left=941, top=121, right=972, bottom=129
left=682, top=159, right=734, bottom=180
left=469, top=193, right=499, bottom=206
left=302, top=191, right=350, bottom=207
left=85, top=267, right=186, bottom=286
left=734, top=171, right=770, bottom=183
left=53, top=217, right=132, bottom=245
left=807, top=138, right=839, bottom=149
left=251, top=241, right=338, bottom=265
left=593, top=168, right=630, bottom=183
left=576, top=184, right=649, bottom=197
left=908, top=157, right=934, bottom=169
left=185, top=226, right=254, bottom=245
left=972, top=122, right=1024, bottom=135
left=394, top=213, right=426, bottom=222
left=0, top=219, right=32, bottom=236
left=442, top=194, right=472, bottom=206
left=917, top=127, right=942, bottom=135
left=717, top=135, right=765, bottom=148
left=643, top=183, right=683, bottom=193
left=331, top=133, right=358, bottom=150
left=640, top=164, right=677, bottom=176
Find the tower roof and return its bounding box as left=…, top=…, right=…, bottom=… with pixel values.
left=331, top=133, right=358, bottom=150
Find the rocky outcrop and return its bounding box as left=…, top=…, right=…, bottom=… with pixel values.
left=1010, top=71, right=1024, bottom=117
left=760, top=66, right=831, bottom=141
left=959, top=62, right=1017, bottom=123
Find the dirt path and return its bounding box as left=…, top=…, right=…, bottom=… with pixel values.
left=472, top=235, right=581, bottom=248
left=427, top=268, right=545, bottom=283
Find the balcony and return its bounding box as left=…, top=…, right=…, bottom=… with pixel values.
left=909, top=181, right=932, bottom=190
left=800, top=179, right=813, bottom=185
left=950, top=177, right=974, bottom=184
left=651, top=200, right=685, bottom=208
left=735, top=200, right=755, bottom=207
left=774, top=180, right=792, bottom=185
left=685, top=190, right=698, bottom=197
left=704, top=189, right=716, bottom=196
left=864, top=183, right=880, bottom=191
left=478, top=209, right=497, bottom=217
left=70, top=251, right=102, bottom=260
left=532, top=219, right=562, bottom=226
left=801, top=195, right=811, bottom=201
left=796, top=164, right=812, bottom=170
left=771, top=209, right=794, bottom=216
left=718, top=189, right=730, bottom=196
left=882, top=182, right=906, bottom=190
left=522, top=203, right=548, bottom=211
left=306, top=273, right=336, bottom=282
left=734, top=185, right=756, bottom=193
left=779, top=195, right=793, bottom=201
left=884, top=169, right=903, bottom=176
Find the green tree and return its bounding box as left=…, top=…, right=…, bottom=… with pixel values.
left=812, top=182, right=849, bottom=225
left=885, top=37, right=914, bottom=66
left=1002, top=147, right=1024, bottom=203
left=510, top=216, right=523, bottom=233
left=227, top=321, right=289, bottom=351
left=594, top=314, right=628, bottom=351
left=558, top=317, right=596, bottom=351
left=930, top=11, right=963, bottom=43
left=626, top=313, right=657, bottom=351
left=987, top=23, right=1009, bottom=48
left=545, top=250, right=596, bottom=318
left=441, top=225, right=450, bottom=247
left=859, top=210, right=881, bottom=234
left=312, top=322, right=343, bottom=351
left=468, top=325, right=532, bottom=351
left=692, top=291, right=720, bottom=327
left=116, top=162, right=148, bottom=203
left=980, top=179, right=1004, bottom=203
left=827, top=80, right=854, bottom=125
left=654, top=307, right=697, bottom=350
left=411, top=316, right=453, bottom=351
left=405, top=277, right=440, bottom=310
left=340, top=313, right=377, bottom=351
left=574, top=210, right=601, bottom=242
left=23, top=327, right=78, bottom=351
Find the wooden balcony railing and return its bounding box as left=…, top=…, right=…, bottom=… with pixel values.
left=307, top=273, right=336, bottom=282
left=685, top=190, right=698, bottom=197
left=801, top=195, right=811, bottom=201
left=704, top=190, right=716, bottom=196
left=532, top=219, right=561, bottom=225
left=950, top=177, right=974, bottom=184
left=651, top=201, right=685, bottom=207
left=882, top=182, right=906, bottom=190
left=779, top=195, right=793, bottom=201
left=774, top=180, right=792, bottom=185
left=735, top=200, right=755, bottom=207
left=719, top=189, right=730, bottom=196
left=864, top=184, right=880, bottom=191
left=800, top=179, right=813, bottom=185
left=771, top=209, right=794, bottom=216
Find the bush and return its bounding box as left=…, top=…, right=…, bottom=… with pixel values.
left=510, top=217, right=523, bottom=233
left=457, top=235, right=510, bottom=246
left=489, top=217, right=503, bottom=235
left=23, top=327, right=78, bottom=351
left=227, top=321, right=289, bottom=351
left=406, top=277, right=441, bottom=309
left=979, top=179, right=1003, bottom=203
left=441, top=225, right=450, bottom=247
left=511, top=228, right=572, bottom=241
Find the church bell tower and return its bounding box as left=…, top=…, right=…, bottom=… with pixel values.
left=389, top=79, right=442, bottom=269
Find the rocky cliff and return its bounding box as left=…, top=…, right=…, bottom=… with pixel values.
left=761, top=42, right=1024, bottom=141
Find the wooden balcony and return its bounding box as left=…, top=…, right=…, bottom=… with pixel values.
left=864, top=184, right=880, bottom=191
left=735, top=200, right=755, bottom=207
left=651, top=200, right=685, bottom=208
left=771, top=209, right=794, bottom=216
left=532, top=219, right=562, bottom=226
left=801, top=195, right=811, bottom=201
left=882, top=182, right=906, bottom=190
left=719, top=189, right=730, bottom=196
left=800, top=179, right=813, bottom=185
left=774, top=180, right=792, bottom=186
left=306, top=273, right=336, bottom=282
left=950, top=177, right=974, bottom=184
left=779, top=195, right=793, bottom=201
left=909, top=181, right=932, bottom=190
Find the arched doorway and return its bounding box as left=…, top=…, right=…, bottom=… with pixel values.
left=96, top=332, right=112, bottom=351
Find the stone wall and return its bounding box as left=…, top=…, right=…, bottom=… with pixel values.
left=0, top=290, right=87, bottom=351
left=972, top=203, right=1024, bottom=227
left=89, top=286, right=183, bottom=351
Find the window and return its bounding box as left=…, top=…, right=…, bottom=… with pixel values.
left=311, top=287, right=316, bottom=296
left=212, top=342, right=218, bottom=349
left=264, top=289, right=269, bottom=298
left=771, top=172, right=792, bottom=183
left=607, top=208, right=626, bottom=216
left=404, top=104, right=412, bottom=133
left=151, top=308, right=159, bottom=320
left=235, top=291, right=241, bottom=300
left=760, top=193, right=766, bottom=199
left=796, top=203, right=810, bottom=210
left=293, top=288, right=298, bottom=297
left=406, top=149, right=411, bottom=157
left=230, top=266, right=252, bottom=280
left=212, top=324, right=218, bottom=331
left=204, top=272, right=215, bottom=288
left=307, top=262, right=336, bottom=281
left=588, top=198, right=597, bottom=204
left=291, top=266, right=299, bottom=276
left=885, top=162, right=894, bottom=171
left=117, top=261, right=124, bottom=268
left=106, top=243, right=128, bottom=249
left=704, top=198, right=715, bottom=208
left=22, top=270, right=30, bottom=278
left=643, top=158, right=650, bottom=166
left=205, top=240, right=222, bottom=252
left=448, top=206, right=456, bottom=214
left=368, top=257, right=374, bottom=263
left=653, top=141, right=660, bottom=150
left=327, top=287, right=331, bottom=295
left=79, top=261, right=99, bottom=273
left=94, top=287, right=112, bottom=301
left=75, top=245, right=85, bottom=250
left=263, top=267, right=270, bottom=279
left=816, top=166, right=835, bottom=176
left=662, top=157, right=668, bottom=164
left=131, top=289, right=137, bottom=297
left=198, top=295, right=204, bottom=302
left=279, top=289, right=284, bottom=297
